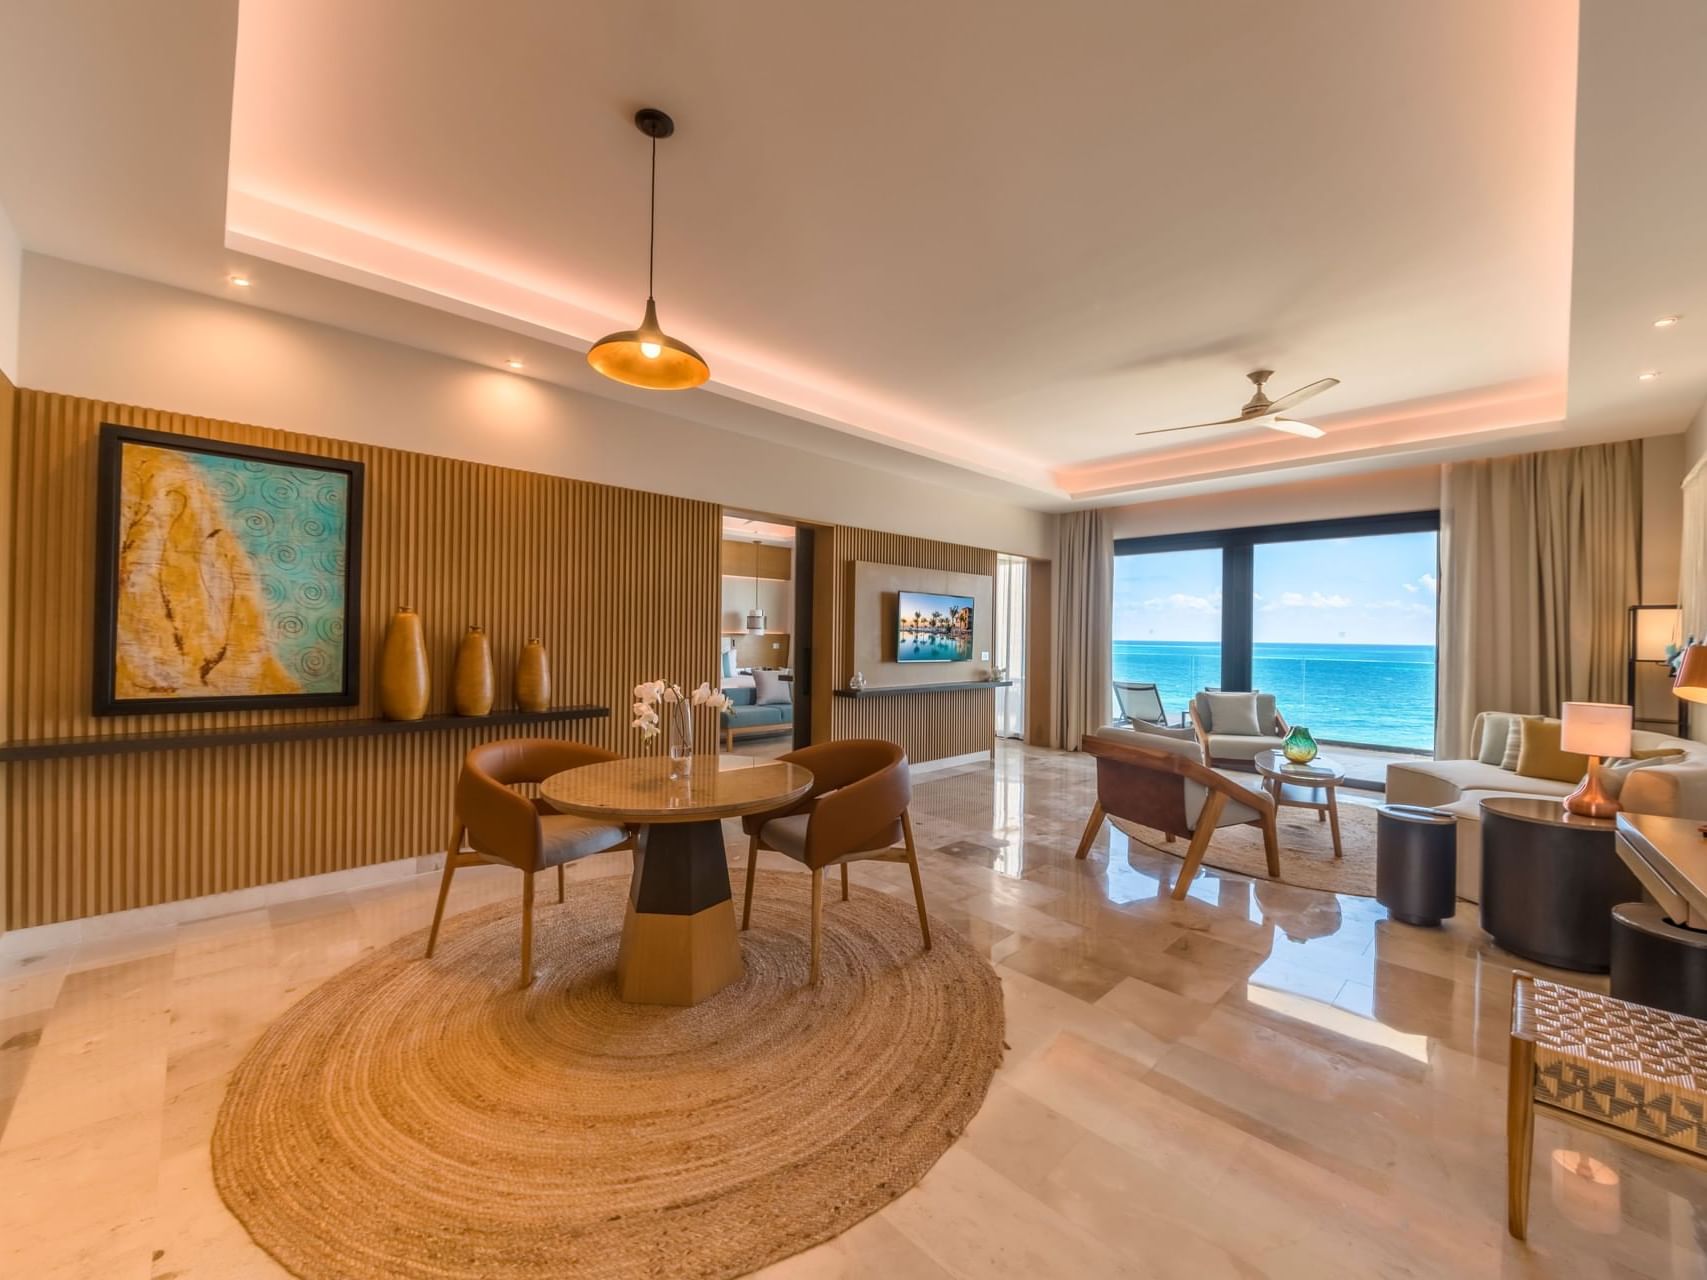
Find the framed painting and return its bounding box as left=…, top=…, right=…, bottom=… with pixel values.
left=93, top=424, right=365, bottom=715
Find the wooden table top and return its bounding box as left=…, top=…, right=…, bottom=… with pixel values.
left=539, top=753, right=813, bottom=824
left=1252, top=750, right=1345, bottom=784
left=1481, top=795, right=1616, bottom=832
left=1616, top=812, right=1707, bottom=929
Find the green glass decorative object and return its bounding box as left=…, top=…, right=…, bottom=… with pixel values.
left=1282, top=726, right=1319, bottom=764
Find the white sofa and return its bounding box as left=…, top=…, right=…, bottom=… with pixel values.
left=1385, top=713, right=1707, bottom=902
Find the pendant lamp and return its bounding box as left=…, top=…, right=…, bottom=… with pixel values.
left=587, top=108, right=710, bottom=391
left=746, top=542, right=767, bottom=634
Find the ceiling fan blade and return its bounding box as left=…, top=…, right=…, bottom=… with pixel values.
left=1268, top=417, right=1325, bottom=438
left=1263, top=377, right=1340, bottom=417
left=1132, top=415, right=1250, bottom=437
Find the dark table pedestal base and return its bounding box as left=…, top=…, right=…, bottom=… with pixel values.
left=616, top=820, right=743, bottom=1005
left=1610, top=901, right=1707, bottom=1019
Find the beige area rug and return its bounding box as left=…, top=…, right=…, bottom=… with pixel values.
left=1112, top=795, right=1381, bottom=897
left=212, top=871, right=1004, bottom=1280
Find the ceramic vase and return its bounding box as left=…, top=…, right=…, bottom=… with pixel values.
left=452, top=625, right=494, bottom=716
left=515, top=639, right=551, bottom=712
left=1282, top=725, right=1319, bottom=764
left=378, top=606, right=429, bottom=721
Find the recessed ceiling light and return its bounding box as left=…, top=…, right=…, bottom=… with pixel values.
left=228, top=273, right=252, bottom=287
left=1638, top=370, right=1662, bottom=381
left=506, top=358, right=524, bottom=370
left=1654, top=315, right=1682, bottom=328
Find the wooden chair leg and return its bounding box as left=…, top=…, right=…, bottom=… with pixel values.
left=1073, top=801, right=1107, bottom=860
left=1507, top=1034, right=1536, bottom=1240
left=809, top=867, right=824, bottom=985
left=1260, top=811, right=1281, bottom=879
left=742, top=835, right=760, bottom=931
left=425, top=826, right=463, bottom=958
left=518, top=870, right=536, bottom=989
left=841, top=863, right=850, bottom=902
left=556, top=862, right=566, bottom=904
left=1326, top=791, right=1343, bottom=859
left=1164, top=831, right=1175, bottom=844
left=902, top=809, right=932, bottom=951
left=1172, top=791, right=1227, bottom=901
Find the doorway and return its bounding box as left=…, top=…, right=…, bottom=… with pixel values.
left=719, top=511, right=809, bottom=758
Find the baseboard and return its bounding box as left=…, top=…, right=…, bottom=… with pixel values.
left=911, top=749, right=993, bottom=775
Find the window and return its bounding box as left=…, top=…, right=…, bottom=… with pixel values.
left=1111, top=547, right=1222, bottom=723
left=994, top=554, right=1027, bottom=738
left=1113, top=513, right=1438, bottom=751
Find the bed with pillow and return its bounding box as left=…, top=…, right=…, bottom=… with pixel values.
left=1386, top=711, right=1707, bottom=902
left=721, top=667, right=793, bottom=749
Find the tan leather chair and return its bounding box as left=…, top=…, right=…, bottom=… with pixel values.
left=426, top=738, right=633, bottom=987
left=739, top=739, right=930, bottom=984
left=1074, top=724, right=1280, bottom=899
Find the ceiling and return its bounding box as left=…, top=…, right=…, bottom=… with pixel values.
left=2, top=1, right=1706, bottom=510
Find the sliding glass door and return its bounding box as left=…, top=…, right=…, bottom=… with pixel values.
left=994, top=554, right=1028, bottom=739
left=1113, top=513, right=1438, bottom=750
left=1111, top=547, right=1222, bottom=724
left=1251, top=531, right=1438, bottom=750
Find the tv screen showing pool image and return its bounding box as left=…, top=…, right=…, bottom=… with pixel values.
left=896, top=590, right=975, bottom=663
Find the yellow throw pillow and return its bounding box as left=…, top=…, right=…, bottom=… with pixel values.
left=1514, top=717, right=1589, bottom=784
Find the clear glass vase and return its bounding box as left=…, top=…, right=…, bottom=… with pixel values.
left=667, top=699, right=694, bottom=778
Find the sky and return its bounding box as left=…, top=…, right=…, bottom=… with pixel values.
left=1112, top=531, right=1438, bottom=646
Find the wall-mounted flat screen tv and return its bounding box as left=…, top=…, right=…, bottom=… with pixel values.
left=896, top=590, right=975, bottom=663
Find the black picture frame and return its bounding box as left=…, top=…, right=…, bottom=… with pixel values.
left=93, top=424, right=366, bottom=716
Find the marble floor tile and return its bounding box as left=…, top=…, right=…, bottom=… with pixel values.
left=0, top=740, right=1700, bottom=1278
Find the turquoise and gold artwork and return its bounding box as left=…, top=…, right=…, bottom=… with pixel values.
left=96, top=426, right=365, bottom=713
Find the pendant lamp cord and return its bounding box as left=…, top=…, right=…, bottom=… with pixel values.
left=647, top=135, right=657, bottom=301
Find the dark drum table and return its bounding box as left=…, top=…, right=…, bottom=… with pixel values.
left=1479, top=796, right=1641, bottom=974
left=1611, top=813, right=1707, bottom=1018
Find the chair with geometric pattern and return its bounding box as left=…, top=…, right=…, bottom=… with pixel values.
left=1507, top=970, right=1707, bottom=1239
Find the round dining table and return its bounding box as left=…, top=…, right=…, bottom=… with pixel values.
left=540, top=753, right=813, bottom=1006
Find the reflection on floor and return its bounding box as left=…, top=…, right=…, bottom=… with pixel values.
left=0, top=741, right=1701, bottom=1278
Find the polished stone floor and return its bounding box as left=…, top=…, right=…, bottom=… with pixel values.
left=1, top=741, right=1703, bottom=1278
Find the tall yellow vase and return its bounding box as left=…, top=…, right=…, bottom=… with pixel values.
left=453, top=625, right=494, bottom=716
left=378, top=606, right=429, bottom=721
left=515, top=638, right=551, bottom=712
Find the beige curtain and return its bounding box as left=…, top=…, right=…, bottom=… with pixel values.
left=1435, top=440, right=1642, bottom=758
left=1052, top=509, right=1113, bottom=750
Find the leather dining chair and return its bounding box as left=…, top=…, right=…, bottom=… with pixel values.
left=739, top=739, right=930, bottom=984
left=426, top=738, right=633, bottom=987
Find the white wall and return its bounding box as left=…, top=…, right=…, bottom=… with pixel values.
left=0, top=197, right=20, bottom=382
left=1105, top=465, right=1443, bottom=539
left=17, top=254, right=1056, bottom=558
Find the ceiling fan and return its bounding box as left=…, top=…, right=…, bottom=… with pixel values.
left=1136, top=369, right=1340, bottom=440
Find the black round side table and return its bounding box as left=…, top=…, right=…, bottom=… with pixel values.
left=1479, top=796, right=1642, bottom=973
left=1376, top=804, right=1457, bottom=926
left=1610, top=901, right=1707, bottom=1018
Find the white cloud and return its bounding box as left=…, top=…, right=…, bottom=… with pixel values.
left=1278, top=591, right=1351, bottom=609
left=1402, top=582, right=1418, bottom=593
left=1142, top=592, right=1220, bottom=613
left=1420, top=572, right=1437, bottom=595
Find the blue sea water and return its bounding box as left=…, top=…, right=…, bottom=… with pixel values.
left=1112, top=640, right=1436, bottom=750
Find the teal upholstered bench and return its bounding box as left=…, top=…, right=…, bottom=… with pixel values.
left=721, top=686, right=792, bottom=750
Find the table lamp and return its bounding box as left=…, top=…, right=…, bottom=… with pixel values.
left=1560, top=701, right=1632, bottom=818
left=1674, top=643, right=1707, bottom=704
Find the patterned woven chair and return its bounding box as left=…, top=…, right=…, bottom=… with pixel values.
left=1507, top=971, right=1707, bottom=1240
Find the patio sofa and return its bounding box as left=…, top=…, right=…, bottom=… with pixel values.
left=1385, top=712, right=1707, bottom=902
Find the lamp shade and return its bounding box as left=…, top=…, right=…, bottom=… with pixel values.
left=587, top=298, right=710, bottom=391
left=1675, top=643, right=1707, bottom=704
left=1559, top=701, right=1632, bottom=758
left=1633, top=606, right=1681, bottom=662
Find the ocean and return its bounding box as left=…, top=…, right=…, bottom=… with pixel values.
left=1111, top=640, right=1436, bottom=750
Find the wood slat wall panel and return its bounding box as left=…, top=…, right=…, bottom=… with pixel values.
left=3, top=391, right=718, bottom=928
left=825, top=527, right=997, bottom=764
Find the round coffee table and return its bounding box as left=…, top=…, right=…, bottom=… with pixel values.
left=1479, top=796, right=1642, bottom=973
left=540, top=753, right=812, bottom=1006
left=1253, top=750, right=1345, bottom=858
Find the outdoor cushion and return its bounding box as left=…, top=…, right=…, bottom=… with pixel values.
left=1203, top=691, right=1261, bottom=736
left=1516, top=717, right=1588, bottom=784
left=1202, top=732, right=1285, bottom=761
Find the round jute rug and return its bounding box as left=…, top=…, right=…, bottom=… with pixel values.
left=211, top=870, right=1004, bottom=1280
left=1112, top=794, right=1381, bottom=897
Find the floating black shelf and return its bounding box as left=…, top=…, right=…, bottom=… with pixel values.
left=0, top=706, right=610, bottom=762
left=832, top=681, right=1011, bottom=699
